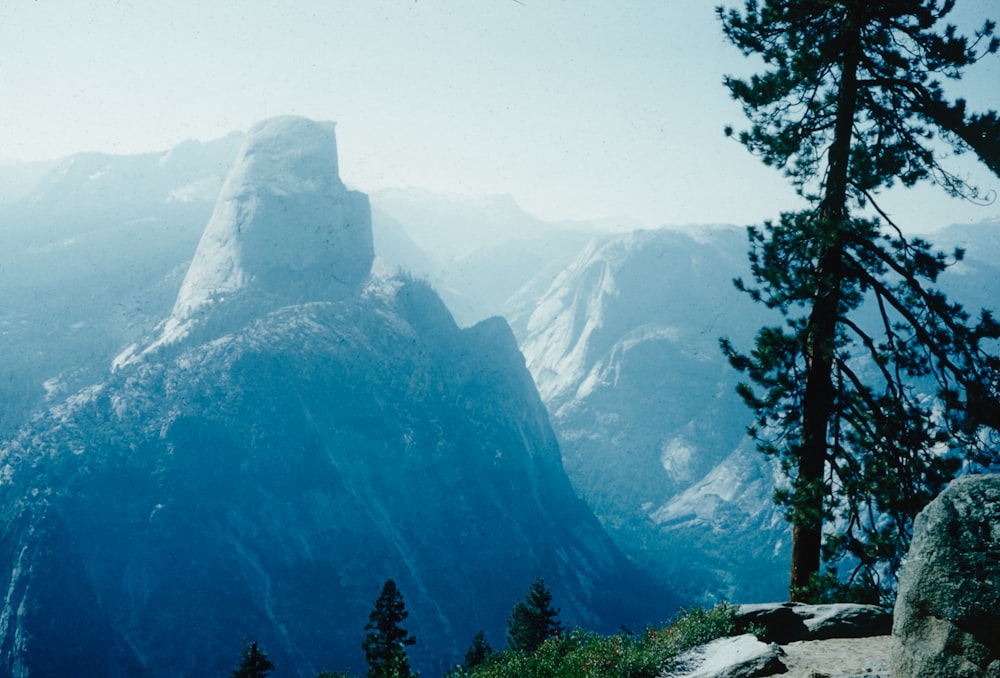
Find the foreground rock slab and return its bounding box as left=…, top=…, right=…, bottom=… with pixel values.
left=664, top=634, right=891, bottom=678
left=662, top=634, right=787, bottom=678
left=779, top=636, right=889, bottom=677
left=892, top=474, right=1000, bottom=678
left=736, top=602, right=891, bottom=644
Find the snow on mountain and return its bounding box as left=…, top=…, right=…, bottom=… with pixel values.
left=0, top=117, right=672, bottom=677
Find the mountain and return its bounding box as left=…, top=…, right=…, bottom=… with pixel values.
left=0, top=117, right=671, bottom=677
left=0, top=158, right=57, bottom=204
left=0, top=133, right=241, bottom=437
left=517, top=218, right=1000, bottom=603
left=5, top=116, right=996, bottom=638
left=0, top=135, right=591, bottom=441
left=371, top=188, right=595, bottom=329
left=518, top=227, right=793, bottom=602
left=925, top=218, right=1000, bottom=315
left=114, top=116, right=373, bottom=365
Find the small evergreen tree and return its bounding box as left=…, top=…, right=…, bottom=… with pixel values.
left=231, top=640, right=276, bottom=678
left=362, top=579, right=417, bottom=678
left=463, top=629, right=493, bottom=669
left=506, top=578, right=563, bottom=653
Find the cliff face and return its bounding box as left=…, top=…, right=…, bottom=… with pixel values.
left=519, top=227, right=790, bottom=602
left=117, top=116, right=373, bottom=361
left=171, top=116, right=373, bottom=319
left=0, top=117, right=670, bottom=677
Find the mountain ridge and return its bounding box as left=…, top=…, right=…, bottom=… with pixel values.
left=0, top=117, right=671, bottom=676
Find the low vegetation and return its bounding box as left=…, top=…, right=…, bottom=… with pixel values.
left=447, top=602, right=738, bottom=678
left=232, top=578, right=741, bottom=678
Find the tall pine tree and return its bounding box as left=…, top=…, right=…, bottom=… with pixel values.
left=362, top=579, right=417, bottom=678
left=718, top=0, right=1000, bottom=602
left=506, top=578, right=563, bottom=653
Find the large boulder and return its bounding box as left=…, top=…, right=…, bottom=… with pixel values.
left=735, top=602, right=890, bottom=644
left=662, top=635, right=787, bottom=678
left=891, top=474, right=1000, bottom=677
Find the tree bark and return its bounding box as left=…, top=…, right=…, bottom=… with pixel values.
left=791, top=244, right=842, bottom=599
left=789, top=7, right=863, bottom=601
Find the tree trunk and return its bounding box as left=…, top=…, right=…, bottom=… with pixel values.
left=789, top=8, right=863, bottom=601
left=790, top=244, right=842, bottom=599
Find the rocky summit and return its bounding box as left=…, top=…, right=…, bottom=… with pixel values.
left=0, top=117, right=669, bottom=677
left=118, top=116, right=375, bottom=363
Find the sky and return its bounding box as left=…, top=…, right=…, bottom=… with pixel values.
left=2, top=0, right=998, bottom=231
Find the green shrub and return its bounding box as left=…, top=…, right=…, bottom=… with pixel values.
left=656, top=602, right=738, bottom=655
left=459, top=602, right=739, bottom=678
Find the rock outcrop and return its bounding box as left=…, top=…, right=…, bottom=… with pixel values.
left=663, top=635, right=786, bottom=678
left=662, top=603, right=893, bottom=678
left=175, top=116, right=373, bottom=314
left=119, top=115, right=373, bottom=362
left=735, top=602, right=891, bottom=644
left=891, top=474, right=1000, bottom=678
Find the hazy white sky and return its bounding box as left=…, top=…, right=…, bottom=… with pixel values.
left=2, top=1, right=998, bottom=230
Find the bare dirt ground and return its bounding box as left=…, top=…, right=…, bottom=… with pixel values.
left=778, top=635, right=890, bottom=677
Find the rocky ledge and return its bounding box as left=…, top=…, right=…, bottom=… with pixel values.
left=663, top=603, right=891, bottom=678
left=664, top=473, right=1000, bottom=678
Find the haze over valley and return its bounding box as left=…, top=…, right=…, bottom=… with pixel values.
left=1, top=117, right=999, bottom=674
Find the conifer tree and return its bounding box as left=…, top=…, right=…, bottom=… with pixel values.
left=718, top=0, right=1000, bottom=602
left=362, top=579, right=417, bottom=678
left=463, top=629, right=493, bottom=669
left=231, top=640, right=276, bottom=678
left=506, top=578, right=563, bottom=653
